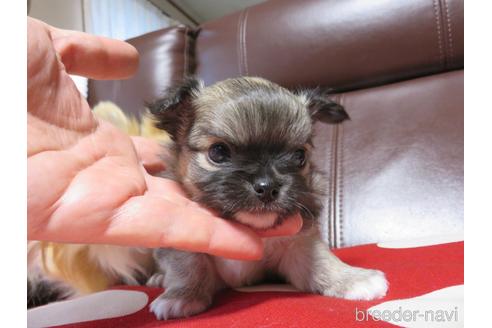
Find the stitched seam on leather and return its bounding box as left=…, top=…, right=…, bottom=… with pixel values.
left=237, top=10, right=246, bottom=75
left=242, top=9, right=250, bottom=75
left=438, top=0, right=451, bottom=67
left=442, top=0, right=454, bottom=61
left=183, top=27, right=189, bottom=77
left=328, top=119, right=338, bottom=248
left=319, top=126, right=332, bottom=245
left=236, top=11, right=243, bottom=75
left=337, top=94, right=346, bottom=247
left=333, top=125, right=339, bottom=249
left=327, top=127, right=333, bottom=246
left=329, top=94, right=343, bottom=248
left=331, top=126, right=338, bottom=248
left=432, top=0, right=445, bottom=68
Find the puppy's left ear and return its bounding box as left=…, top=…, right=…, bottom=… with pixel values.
left=299, top=89, right=350, bottom=124
left=148, top=77, right=203, bottom=141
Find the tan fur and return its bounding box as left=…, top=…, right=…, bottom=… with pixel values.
left=30, top=242, right=153, bottom=293
left=195, top=152, right=220, bottom=172
left=189, top=77, right=312, bottom=148
left=30, top=102, right=163, bottom=296
left=177, top=148, right=192, bottom=179
left=140, top=111, right=172, bottom=143
left=179, top=153, right=204, bottom=198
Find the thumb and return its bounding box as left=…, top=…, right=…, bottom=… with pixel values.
left=131, top=136, right=167, bottom=174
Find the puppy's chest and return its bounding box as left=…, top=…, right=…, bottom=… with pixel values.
left=212, top=237, right=294, bottom=287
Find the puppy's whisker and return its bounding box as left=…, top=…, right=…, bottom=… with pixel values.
left=294, top=201, right=315, bottom=220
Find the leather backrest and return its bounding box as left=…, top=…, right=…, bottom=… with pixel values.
left=314, top=71, right=463, bottom=247
left=88, top=26, right=195, bottom=116
left=195, top=0, right=463, bottom=90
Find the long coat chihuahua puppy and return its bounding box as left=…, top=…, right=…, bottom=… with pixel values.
left=148, top=77, right=388, bottom=320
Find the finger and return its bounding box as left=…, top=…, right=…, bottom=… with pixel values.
left=131, top=137, right=166, bottom=174
left=143, top=172, right=189, bottom=198
left=106, top=194, right=264, bottom=260
left=48, top=26, right=139, bottom=80
left=256, top=213, right=303, bottom=238
left=142, top=173, right=228, bottom=218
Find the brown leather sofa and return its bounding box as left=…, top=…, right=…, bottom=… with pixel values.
left=88, top=0, right=463, bottom=249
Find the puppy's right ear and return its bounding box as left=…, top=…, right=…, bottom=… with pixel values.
left=148, top=77, right=202, bottom=141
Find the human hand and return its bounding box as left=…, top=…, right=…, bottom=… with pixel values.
left=27, top=17, right=302, bottom=260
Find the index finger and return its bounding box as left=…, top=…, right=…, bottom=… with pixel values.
left=256, top=214, right=303, bottom=238
left=49, top=25, right=139, bottom=80
left=106, top=194, right=264, bottom=260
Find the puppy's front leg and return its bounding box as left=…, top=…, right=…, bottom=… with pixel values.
left=279, top=235, right=388, bottom=300
left=148, top=249, right=223, bottom=320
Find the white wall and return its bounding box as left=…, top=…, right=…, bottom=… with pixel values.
left=29, top=0, right=85, bottom=31
left=150, top=0, right=266, bottom=24
left=177, top=0, right=265, bottom=22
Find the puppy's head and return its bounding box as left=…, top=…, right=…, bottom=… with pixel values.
left=150, top=77, right=348, bottom=229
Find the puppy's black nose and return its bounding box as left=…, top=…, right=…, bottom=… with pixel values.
left=253, top=178, right=280, bottom=203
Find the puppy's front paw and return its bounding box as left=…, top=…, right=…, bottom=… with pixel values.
left=338, top=268, right=388, bottom=301
left=319, top=267, right=388, bottom=301
left=150, top=294, right=210, bottom=320
left=146, top=273, right=165, bottom=287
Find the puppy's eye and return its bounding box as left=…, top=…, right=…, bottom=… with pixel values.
left=293, top=149, right=306, bottom=168
left=208, top=143, right=231, bottom=163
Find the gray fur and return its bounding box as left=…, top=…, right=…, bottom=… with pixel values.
left=149, top=77, right=387, bottom=319
left=190, top=77, right=312, bottom=147
left=149, top=249, right=224, bottom=320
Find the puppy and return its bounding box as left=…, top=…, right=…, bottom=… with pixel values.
left=147, top=77, right=388, bottom=320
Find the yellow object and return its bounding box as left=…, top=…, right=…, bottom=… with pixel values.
left=41, top=242, right=110, bottom=293
left=93, top=101, right=170, bottom=142
left=92, top=101, right=141, bottom=135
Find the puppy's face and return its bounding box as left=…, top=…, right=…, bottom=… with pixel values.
left=151, top=77, right=348, bottom=229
